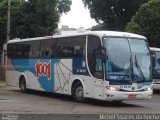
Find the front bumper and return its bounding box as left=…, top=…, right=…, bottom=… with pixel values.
left=104, top=90, right=152, bottom=101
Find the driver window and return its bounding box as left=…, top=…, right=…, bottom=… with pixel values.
left=87, top=35, right=102, bottom=78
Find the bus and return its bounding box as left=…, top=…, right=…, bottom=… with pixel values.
left=150, top=47, right=160, bottom=93
left=6, top=31, right=153, bottom=102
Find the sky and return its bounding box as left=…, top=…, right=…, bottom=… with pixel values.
left=58, top=0, right=97, bottom=29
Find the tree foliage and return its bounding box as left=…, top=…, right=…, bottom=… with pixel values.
left=125, top=0, right=160, bottom=47
left=82, top=0, right=149, bottom=31
left=19, top=0, right=59, bottom=38
left=91, top=23, right=107, bottom=31
left=0, top=0, right=71, bottom=48
left=0, top=0, right=9, bottom=48
left=56, top=0, right=71, bottom=15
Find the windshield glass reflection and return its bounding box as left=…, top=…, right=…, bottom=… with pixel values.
left=103, top=37, right=151, bottom=82
left=152, top=51, right=160, bottom=79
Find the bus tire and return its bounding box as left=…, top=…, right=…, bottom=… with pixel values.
left=72, top=82, right=85, bottom=102
left=112, top=100, right=123, bottom=103
left=20, top=77, right=27, bottom=93
left=153, top=90, right=159, bottom=94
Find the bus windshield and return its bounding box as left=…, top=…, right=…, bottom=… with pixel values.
left=103, top=37, right=151, bottom=82
left=153, top=51, right=160, bottom=79
left=154, top=51, right=160, bottom=70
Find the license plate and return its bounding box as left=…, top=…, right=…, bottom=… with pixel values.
left=128, top=94, right=136, bottom=99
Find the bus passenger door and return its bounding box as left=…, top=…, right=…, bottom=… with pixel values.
left=93, top=50, right=105, bottom=100
left=87, top=35, right=105, bottom=100
left=94, top=78, right=104, bottom=100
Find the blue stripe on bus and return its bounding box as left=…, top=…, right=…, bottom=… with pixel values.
left=12, top=59, right=60, bottom=92
left=72, top=58, right=88, bottom=75
left=109, top=81, right=132, bottom=85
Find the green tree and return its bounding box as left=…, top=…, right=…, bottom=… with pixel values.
left=82, top=0, right=149, bottom=31
left=20, top=0, right=59, bottom=38
left=0, top=0, right=71, bottom=48
left=10, top=0, right=27, bottom=38
left=21, top=0, right=71, bottom=38
left=0, top=0, right=30, bottom=46
left=125, top=0, right=160, bottom=47
left=91, top=23, right=107, bottom=31
left=57, top=0, right=71, bottom=14
left=0, top=0, right=9, bottom=48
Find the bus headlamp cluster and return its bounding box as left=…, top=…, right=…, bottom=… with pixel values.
left=106, top=86, right=120, bottom=91
left=144, top=87, right=153, bottom=91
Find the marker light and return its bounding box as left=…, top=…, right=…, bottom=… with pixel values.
left=144, top=87, right=153, bottom=91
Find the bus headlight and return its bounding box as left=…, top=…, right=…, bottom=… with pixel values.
left=106, top=86, right=120, bottom=91
left=144, top=87, right=153, bottom=91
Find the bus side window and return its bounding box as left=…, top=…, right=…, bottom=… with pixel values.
left=40, top=40, right=52, bottom=59
left=7, top=43, right=31, bottom=59
left=51, top=44, right=57, bottom=57
left=7, top=44, right=13, bottom=58
left=56, top=36, right=86, bottom=59
left=27, top=41, right=40, bottom=58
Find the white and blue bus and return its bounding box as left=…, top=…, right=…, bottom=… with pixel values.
left=150, top=47, right=160, bottom=93
left=6, top=31, right=153, bottom=102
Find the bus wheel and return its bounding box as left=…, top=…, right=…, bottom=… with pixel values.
left=112, top=100, right=123, bottom=103
left=20, top=77, right=27, bottom=93
left=153, top=90, right=159, bottom=94
left=72, top=82, right=85, bottom=102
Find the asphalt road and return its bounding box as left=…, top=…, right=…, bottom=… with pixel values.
left=0, top=81, right=160, bottom=119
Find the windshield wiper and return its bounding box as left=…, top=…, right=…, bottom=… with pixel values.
left=134, top=55, right=146, bottom=81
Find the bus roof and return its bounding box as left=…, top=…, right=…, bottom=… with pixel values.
left=150, top=47, right=160, bottom=52
left=8, top=31, right=146, bottom=43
